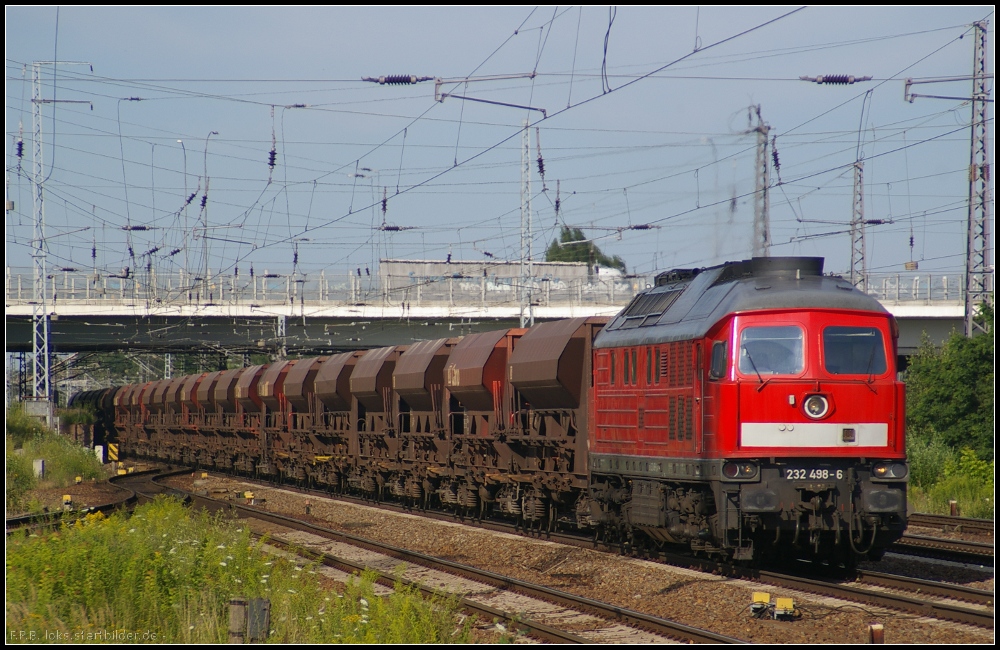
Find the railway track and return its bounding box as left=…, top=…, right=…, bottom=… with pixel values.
left=853, top=569, right=994, bottom=607
left=894, top=533, right=994, bottom=567
left=5, top=471, right=145, bottom=534
left=907, top=514, right=994, bottom=536
left=150, top=474, right=743, bottom=644
left=168, top=471, right=995, bottom=633
left=11, top=468, right=991, bottom=641
left=751, top=568, right=993, bottom=629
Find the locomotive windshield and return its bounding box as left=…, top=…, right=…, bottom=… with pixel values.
left=738, top=325, right=804, bottom=375
left=823, top=326, right=887, bottom=375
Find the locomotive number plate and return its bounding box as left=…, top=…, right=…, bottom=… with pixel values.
left=784, top=468, right=844, bottom=480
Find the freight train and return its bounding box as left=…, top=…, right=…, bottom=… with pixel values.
left=74, top=256, right=908, bottom=565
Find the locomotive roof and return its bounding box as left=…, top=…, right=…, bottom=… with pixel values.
left=594, top=256, right=889, bottom=348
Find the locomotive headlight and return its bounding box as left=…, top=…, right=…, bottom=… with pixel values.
left=802, top=394, right=830, bottom=419
left=872, top=462, right=908, bottom=479
left=723, top=461, right=759, bottom=480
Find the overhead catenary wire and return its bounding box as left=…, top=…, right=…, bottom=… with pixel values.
left=5, top=7, right=984, bottom=291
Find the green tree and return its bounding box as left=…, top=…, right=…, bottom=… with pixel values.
left=545, top=226, right=626, bottom=273
left=904, top=302, right=994, bottom=460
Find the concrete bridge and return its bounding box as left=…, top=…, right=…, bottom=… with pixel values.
left=6, top=266, right=969, bottom=357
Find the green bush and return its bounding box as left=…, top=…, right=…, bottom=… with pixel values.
left=904, top=305, right=993, bottom=461
left=908, top=445, right=994, bottom=519
left=903, top=305, right=993, bottom=519
left=5, top=439, right=36, bottom=513
left=906, top=433, right=957, bottom=489
left=6, top=405, right=49, bottom=448
left=909, top=475, right=994, bottom=519
left=59, top=407, right=96, bottom=427
left=19, top=432, right=105, bottom=489
left=6, top=404, right=106, bottom=515
left=6, top=497, right=477, bottom=643
left=945, top=447, right=995, bottom=486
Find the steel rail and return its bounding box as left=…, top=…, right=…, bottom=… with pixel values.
left=161, top=470, right=996, bottom=633
left=895, top=534, right=994, bottom=567
left=908, top=513, right=994, bottom=536
left=153, top=476, right=744, bottom=644
left=853, top=569, right=995, bottom=607
left=754, top=569, right=993, bottom=628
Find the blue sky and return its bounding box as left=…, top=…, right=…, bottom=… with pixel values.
left=5, top=6, right=994, bottom=283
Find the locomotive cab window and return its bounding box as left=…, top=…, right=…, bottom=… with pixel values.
left=738, top=325, right=804, bottom=375
left=709, top=340, right=728, bottom=379
left=823, top=326, right=887, bottom=375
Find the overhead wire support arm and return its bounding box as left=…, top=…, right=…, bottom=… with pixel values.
left=556, top=224, right=660, bottom=247
left=903, top=72, right=993, bottom=104
left=362, top=72, right=547, bottom=117
left=437, top=94, right=547, bottom=118
left=435, top=73, right=546, bottom=117
left=903, top=74, right=995, bottom=103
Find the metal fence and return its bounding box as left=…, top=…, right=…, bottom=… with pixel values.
left=6, top=267, right=983, bottom=309
left=864, top=273, right=984, bottom=303
left=5, top=267, right=644, bottom=309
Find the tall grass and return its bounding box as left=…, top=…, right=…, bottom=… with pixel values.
left=59, top=407, right=96, bottom=427
left=7, top=404, right=49, bottom=448
left=906, top=434, right=958, bottom=489
left=6, top=438, right=37, bottom=513
left=907, top=438, right=994, bottom=519
left=6, top=405, right=106, bottom=514
left=6, top=498, right=477, bottom=643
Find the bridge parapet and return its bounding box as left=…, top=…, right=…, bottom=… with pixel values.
left=5, top=267, right=644, bottom=312
left=6, top=267, right=985, bottom=314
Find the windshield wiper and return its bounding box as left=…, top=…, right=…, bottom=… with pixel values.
left=742, top=346, right=771, bottom=392
left=863, top=341, right=878, bottom=394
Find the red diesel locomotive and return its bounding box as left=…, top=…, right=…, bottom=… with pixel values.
left=589, top=256, right=906, bottom=563
left=78, top=256, right=907, bottom=564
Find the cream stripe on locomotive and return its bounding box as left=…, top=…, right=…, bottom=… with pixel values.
left=740, top=422, right=888, bottom=447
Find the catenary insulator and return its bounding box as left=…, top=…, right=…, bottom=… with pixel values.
left=381, top=75, right=418, bottom=85
left=800, top=75, right=871, bottom=85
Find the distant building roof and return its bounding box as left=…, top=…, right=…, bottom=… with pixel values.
left=381, top=259, right=592, bottom=280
